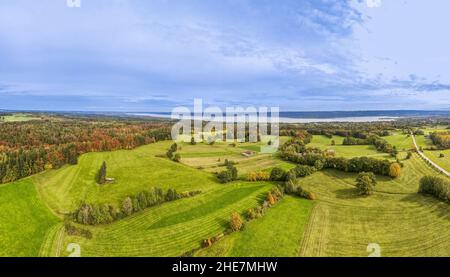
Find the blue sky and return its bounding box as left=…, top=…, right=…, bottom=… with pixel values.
left=1, top=0, right=450, bottom=111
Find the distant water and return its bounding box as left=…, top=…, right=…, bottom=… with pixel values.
left=129, top=110, right=450, bottom=123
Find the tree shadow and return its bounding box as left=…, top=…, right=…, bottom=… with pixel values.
left=400, top=193, right=450, bottom=221
left=334, top=188, right=361, bottom=199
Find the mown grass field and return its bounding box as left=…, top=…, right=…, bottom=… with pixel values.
left=195, top=196, right=314, bottom=257
left=178, top=140, right=295, bottom=177
left=383, top=132, right=415, bottom=151
left=0, top=113, right=41, bottom=122
left=34, top=141, right=217, bottom=213
left=298, top=154, right=450, bottom=256
left=1, top=132, right=450, bottom=257
left=424, top=149, right=450, bottom=172
left=56, top=182, right=273, bottom=257
left=0, top=179, right=59, bottom=256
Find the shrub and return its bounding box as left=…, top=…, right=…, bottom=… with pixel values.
left=270, top=167, right=286, bottom=181
left=267, top=192, right=276, bottom=205
left=293, top=165, right=316, bottom=177
left=314, top=160, right=324, bottom=170
left=389, top=163, right=401, bottom=178
left=64, top=223, right=92, bottom=239
left=217, top=164, right=238, bottom=183
left=406, top=151, right=412, bottom=159
left=217, top=170, right=233, bottom=183
left=419, top=176, right=450, bottom=203
left=246, top=208, right=259, bottom=220
left=247, top=171, right=270, bottom=181
left=284, top=179, right=299, bottom=194
left=229, top=212, right=244, bottom=231
left=356, top=172, right=377, bottom=196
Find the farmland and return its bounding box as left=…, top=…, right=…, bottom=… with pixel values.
left=0, top=119, right=449, bottom=257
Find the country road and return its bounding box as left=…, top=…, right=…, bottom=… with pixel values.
left=411, top=132, right=450, bottom=177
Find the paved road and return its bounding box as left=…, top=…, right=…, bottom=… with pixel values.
left=411, top=132, right=450, bottom=177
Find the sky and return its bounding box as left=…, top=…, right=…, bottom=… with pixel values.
left=1, top=0, right=450, bottom=112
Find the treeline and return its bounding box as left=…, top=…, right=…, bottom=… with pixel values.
left=72, top=187, right=201, bottom=225
left=429, top=132, right=450, bottom=149
left=419, top=176, right=450, bottom=203
left=0, top=118, right=171, bottom=183
left=343, top=135, right=398, bottom=155
left=279, top=137, right=397, bottom=177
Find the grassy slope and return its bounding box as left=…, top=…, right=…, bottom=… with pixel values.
left=298, top=153, right=450, bottom=256
left=179, top=141, right=295, bottom=177
left=34, top=141, right=216, bottom=213
left=195, top=196, right=314, bottom=257
left=60, top=182, right=273, bottom=257
left=0, top=179, right=59, bottom=256
left=424, top=149, right=450, bottom=172
left=2, top=133, right=450, bottom=257
left=0, top=114, right=40, bottom=122
left=383, top=132, right=415, bottom=151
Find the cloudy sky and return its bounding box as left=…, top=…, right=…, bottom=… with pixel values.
left=1, top=0, right=450, bottom=111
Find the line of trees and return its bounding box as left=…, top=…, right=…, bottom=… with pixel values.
left=72, top=187, right=201, bottom=225
left=343, top=135, right=398, bottom=156
left=418, top=176, right=450, bottom=203
left=429, top=132, right=450, bottom=149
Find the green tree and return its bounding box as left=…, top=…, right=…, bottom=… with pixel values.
left=270, top=167, right=286, bottom=181
left=356, top=172, right=377, bottom=196
left=122, top=197, right=133, bottom=216
left=97, top=161, right=107, bottom=184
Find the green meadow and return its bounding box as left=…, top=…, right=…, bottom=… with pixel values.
left=1, top=132, right=449, bottom=257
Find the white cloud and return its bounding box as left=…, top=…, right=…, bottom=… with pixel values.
left=366, top=0, right=382, bottom=8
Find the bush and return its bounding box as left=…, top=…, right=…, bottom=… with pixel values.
left=64, top=223, right=93, bottom=239
left=293, top=165, right=316, bottom=177
left=267, top=192, right=276, bottom=205
left=284, top=179, right=299, bottom=194
left=356, top=172, right=377, bottom=196
left=122, top=197, right=133, bottom=215
left=270, top=167, right=286, bottom=181
left=389, top=163, right=401, bottom=178
left=406, top=151, right=412, bottom=159
left=229, top=212, right=244, bottom=231
left=419, top=176, right=450, bottom=203
left=246, top=208, right=260, bottom=220
left=314, top=160, right=324, bottom=170
left=247, top=171, right=270, bottom=181
left=217, top=164, right=238, bottom=183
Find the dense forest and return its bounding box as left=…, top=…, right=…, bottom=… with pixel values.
left=0, top=115, right=171, bottom=183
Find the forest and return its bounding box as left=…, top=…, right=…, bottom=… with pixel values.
left=0, top=114, right=171, bottom=183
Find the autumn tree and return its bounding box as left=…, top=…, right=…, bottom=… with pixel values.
left=389, top=163, right=401, bottom=178
left=229, top=212, right=244, bottom=231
